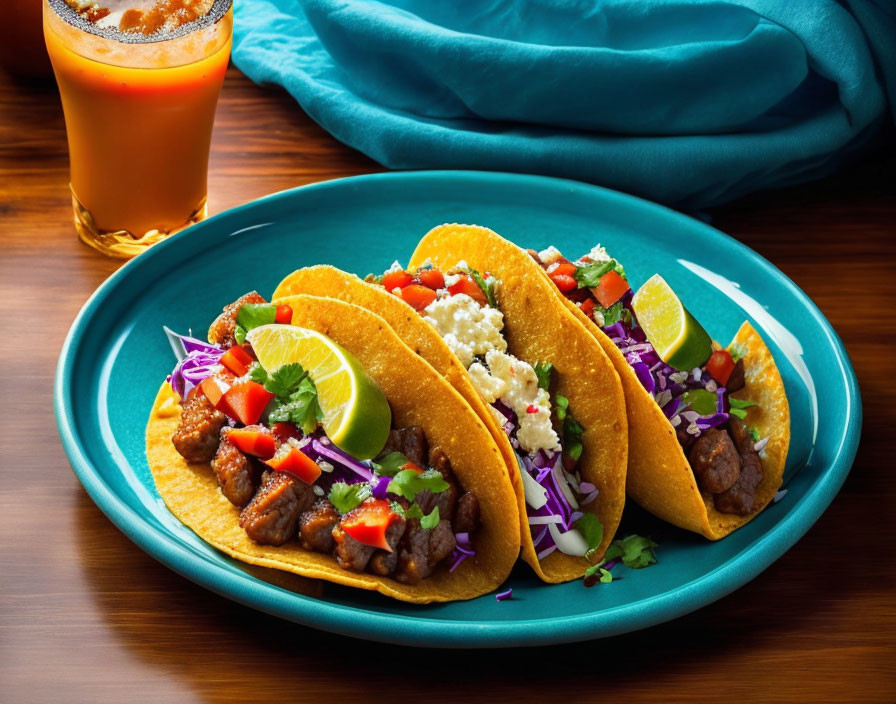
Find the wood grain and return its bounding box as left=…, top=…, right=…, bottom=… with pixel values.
left=1, top=65, right=894, bottom=704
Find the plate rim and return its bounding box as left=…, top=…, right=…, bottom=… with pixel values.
left=54, top=169, right=862, bottom=648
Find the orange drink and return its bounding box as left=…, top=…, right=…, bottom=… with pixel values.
left=43, top=0, right=232, bottom=257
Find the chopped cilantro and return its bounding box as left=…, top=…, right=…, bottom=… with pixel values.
left=234, top=324, right=248, bottom=345
left=468, top=267, right=498, bottom=308
left=390, top=501, right=406, bottom=518
left=574, top=259, right=626, bottom=288
left=597, top=301, right=629, bottom=326
left=534, top=362, right=554, bottom=391
left=265, top=363, right=306, bottom=399
left=575, top=513, right=604, bottom=560
left=420, top=505, right=440, bottom=530
left=247, top=363, right=267, bottom=384
left=554, top=395, right=585, bottom=461
left=387, top=469, right=449, bottom=502
left=584, top=563, right=614, bottom=587
left=748, top=427, right=761, bottom=442
left=728, top=395, right=758, bottom=421
left=328, top=482, right=371, bottom=513
left=729, top=343, right=747, bottom=363
left=256, top=362, right=323, bottom=434
left=604, top=535, right=658, bottom=569
left=373, top=451, right=411, bottom=477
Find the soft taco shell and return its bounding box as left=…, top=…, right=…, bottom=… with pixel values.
left=536, top=255, right=791, bottom=538
left=146, top=295, right=520, bottom=603
left=407, top=224, right=629, bottom=581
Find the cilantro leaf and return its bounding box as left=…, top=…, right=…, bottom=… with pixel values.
left=389, top=501, right=406, bottom=519
left=373, top=451, right=412, bottom=477
left=234, top=324, right=248, bottom=345
left=574, top=259, right=626, bottom=288
left=420, top=505, right=440, bottom=530
left=554, top=394, right=569, bottom=421
left=267, top=376, right=323, bottom=434
left=468, top=267, right=498, bottom=308
left=236, top=303, right=277, bottom=336
left=247, top=363, right=267, bottom=384
left=405, top=503, right=423, bottom=519
left=387, top=469, right=449, bottom=502
left=328, top=482, right=371, bottom=513
left=583, top=563, right=613, bottom=587
left=605, top=535, right=658, bottom=569
left=575, top=513, right=604, bottom=559
left=729, top=398, right=758, bottom=409
left=597, top=301, right=629, bottom=326
left=729, top=343, right=747, bottom=363
left=264, top=362, right=306, bottom=400
left=534, top=362, right=554, bottom=391
left=748, top=427, right=761, bottom=442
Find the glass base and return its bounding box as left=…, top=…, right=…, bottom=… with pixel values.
left=72, top=187, right=208, bottom=259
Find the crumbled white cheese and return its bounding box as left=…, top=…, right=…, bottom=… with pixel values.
left=469, top=350, right=560, bottom=454
left=538, top=246, right=563, bottom=265
left=422, top=293, right=507, bottom=367
left=317, top=460, right=334, bottom=474
left=444, top=273, right=464, bottom=288
left=576, top=244, right=611, bottom=265
left=385, top=260, right=404, bottom=273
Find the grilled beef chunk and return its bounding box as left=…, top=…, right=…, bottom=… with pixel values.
left=415, top=448, right=459, bottom=520
left=367, top=520, right=408, bottom=576
left=239, top=471, right=315, bottom=545
left=726, top=359, right=746, bottom=393
left=207, top=291, right=267, bottom=349
left=299, top=500, right=340, bottom=553
left=172, top=386, right=227, bottom=463
left=713, top=418, right=763, bottom=515
left=394, top=519, right=456, bottom=584
left=332, top=504, right=407, bottom=573
left=211, top=428, right=261, bottom=507
left=688, top=428, right=740, bottom=494
left=454, top=492, right=481, bottom=534
left=379, top=426, right=428, bottom=468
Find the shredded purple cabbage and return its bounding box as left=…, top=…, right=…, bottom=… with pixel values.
left=166, top=329, right=224, bottom=399
left=495, top=588, right=513, bottom=602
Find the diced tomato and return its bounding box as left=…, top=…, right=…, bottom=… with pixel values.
left=580, top=298, right=596, bottom=319
left=448, top=276, right=487, bottom=306
left=341, top=499, right=399, bottom=551
left=416, top=268, right=445, bottom=290
left=275, top=304, right=293, bottom=325
left=382, top=269, right=413, bottom=292
left=271, top=422, right=301, bottom=442
left=199, top=375, right=231, bottom=407
left=265, top=446, right=321, bottom=484
left=227, top=427, right=277, bottom=460
left=595, top=270, right=630, bottom=308
left=401, top=461, right=425, bottom=474
left=220, top=345, right=253, bottom=377
left=549, top=260, right=577, bottom=278
left=400, top=284, right=437, bottom=311
left=706, top=349, right=736, bottom=386
left=550, top=273, right=578, bottom=293
left=221, top=381, right=275, bottom=425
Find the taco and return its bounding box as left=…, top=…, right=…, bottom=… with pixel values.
left=146, top=293, right=520, bottom=603
left=273, top=226, right=628, bottom=583
left=522, top=241, right=791, bottom=538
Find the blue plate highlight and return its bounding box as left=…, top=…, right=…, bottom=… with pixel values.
left=55, top=171, right=860, bottom=648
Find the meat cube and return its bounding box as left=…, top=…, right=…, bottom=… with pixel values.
left=394, top=519, right=456, bottom=585
left=207, top=291, right=267, bottom=349
left=299, top=500, right=340, bottom=553
left=453, top=492, right=480, bottom=535
left=211, top=428, right=260, bottom=507
left=332, top=503, right=406, bottom=573
left=171, top=386, right=227, bottom=464
left=379, top=426, right=428, bottom=468
left=239, top=471, right=315, bottom=545
left=714, top=418, right=764, bottom=516
left=726, top=360, right=746, bottom=393
left=689, top=428, right=740, bottom=494
left=367, top=519, right=408, bottom=576
left=415, top=448, right=458, bottom=520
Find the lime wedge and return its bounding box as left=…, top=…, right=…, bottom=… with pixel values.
left=631, top=274, right=712, bottom=371
left=246, top=324, right=391, bottom=459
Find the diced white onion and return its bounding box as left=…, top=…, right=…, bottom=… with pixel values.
left=521, top=468, right=548, bottom=510
left=551, top=458, right=579, bottom=509
left=528, top=515, right=563, bottom=525
left=548, top=524, right=589, bottom=557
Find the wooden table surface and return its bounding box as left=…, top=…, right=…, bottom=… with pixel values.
left=2, top=65, right=894, bottom=703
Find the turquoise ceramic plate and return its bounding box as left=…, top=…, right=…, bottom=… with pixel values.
left=55, top=171, right=860, bottom=648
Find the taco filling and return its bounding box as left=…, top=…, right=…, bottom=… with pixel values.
left=163, top=293, right=481, bottom=584
left=368, top=262, right=601, bottom=562
left=530, top=246, right=768, bottom=516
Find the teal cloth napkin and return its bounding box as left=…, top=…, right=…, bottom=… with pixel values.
left=232, top=0, right=895, bottom=209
